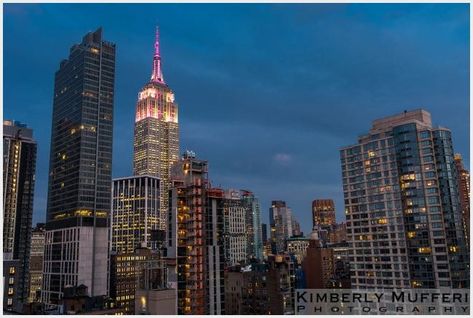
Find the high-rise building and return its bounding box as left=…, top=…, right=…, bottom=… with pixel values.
left=133, top=27, right=179, bottom=233
left=312, top=199, right=336, bottom=230
left=3, top=120, right=37, bottom=312
left=206, top=188, right=226, bottom=315
left=269, top=201, right=294, bottom=254
left=241, top=191, right=264, bottom=261
left=42, top=28, right=115, bottom=303
left=169, top=152, right=226, bottom=314
left=221, top=189, right=263, bottom=266
left=340, top=109, right=469, bottom=289
left=170, top=152, right=209, bottom=315
left=222, top=191, right=247, bottom=267
left=454, top=153, right=470, bottom=247
left=109, top=175, right=165, bottom=315
left=29, top=224, right=45, bottom=303
left=111, top=175, right=161, bottom=253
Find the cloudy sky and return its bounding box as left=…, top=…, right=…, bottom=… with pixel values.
left=4, top=3, right=469, bottom=235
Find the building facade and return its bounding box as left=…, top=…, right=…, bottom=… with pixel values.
left=221, top=189, right=263, bottom=266
left=340, top=109, right=469, bottom=289
left=269, top=201, right=297, bottom=254
left=133, top=28, right=179, bottom=232
left=223, top=192, right=247, bottom=267
left=224, top=257, right=295, bottom=315
left=312, top=199, right=336, bottom=230
left=169, top=152, right=226, bottom=314
left=302, top=235, right=335, bottom=289
left=454, top=153, right=470, bottom=248
left=3, top=120, right=37, bottom=312
left=241, top=191, right=264, bottom=261
left=42, top=28, right=115, bottom=303
left=206, top=188, right=226, bottom=315
left=111, top=175, right=161, bottom=253
left=29, top=224, right=45, bottom=303
left=109, top=247, right=165, bottom=314
left=171, top=152, right=209, bottom=314
left=286, top=237, right=310, bottom=265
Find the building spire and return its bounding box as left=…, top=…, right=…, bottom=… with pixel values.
left=151, top=26, right=165, bottom=84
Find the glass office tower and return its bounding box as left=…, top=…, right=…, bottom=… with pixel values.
left=42, top=28, right=116, bottom=303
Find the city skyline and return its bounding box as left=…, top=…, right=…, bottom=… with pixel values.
left=4, top=3, right=469, bottom=235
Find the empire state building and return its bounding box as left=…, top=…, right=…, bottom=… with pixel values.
left=133, top=28, right=179, bottom=230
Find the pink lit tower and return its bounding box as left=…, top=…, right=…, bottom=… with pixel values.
left=133, top=27, right=179, bottom=230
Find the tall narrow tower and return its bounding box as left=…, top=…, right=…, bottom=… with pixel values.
left=133, top=27, right=179, bottom=231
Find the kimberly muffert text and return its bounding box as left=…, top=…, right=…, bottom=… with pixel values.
left=295, top=289, right=470, bottom=315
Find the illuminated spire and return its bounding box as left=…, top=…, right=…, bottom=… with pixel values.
left=151, top=26, right=165, bottom=84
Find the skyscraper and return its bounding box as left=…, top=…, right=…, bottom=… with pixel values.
left=169, top=152, right=225, bottom=314
left=340, top=109, right=469, bottom=289
left=109, top=175, right=163, bottom=314
left=170, top=152, right=209, bottom=314
left=206, top=188, right=226, bottom=315
left=3, top=120, right=37, bottom=312
left=240, top=190, right=264, bottom=261
left=454, top=153, right=470, bottom=247
left=111, top=175, right=161, bottom=253
left=220, top=189, right=263, bottom=266
left=42, top=28, right=115, bottom=303
left=312, top=199, right=336, bottom=230
left=133, top=27, right=179, bottom=232
left=222, top=191, right=247, bottom=267
left=269, top=201, right=294, bottom=254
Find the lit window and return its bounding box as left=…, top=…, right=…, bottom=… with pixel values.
left=449, top=246, right=459, bottom=253
left=8, top=288, right=14, bottom=295
left=377, top=218, right=388, bottom=225
left=418, top=247, right=431, bottom=254
left=9, top=267, right=15, bottom=274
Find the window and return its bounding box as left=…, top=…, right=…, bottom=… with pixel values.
left=8, top=288, right=13, bottom=295
left=9, top=267, right=15, bottom=274
left=420, top=131, right=430, bottom=139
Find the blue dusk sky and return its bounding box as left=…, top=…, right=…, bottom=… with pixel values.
left=4, top=3, right=470, bottom=235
